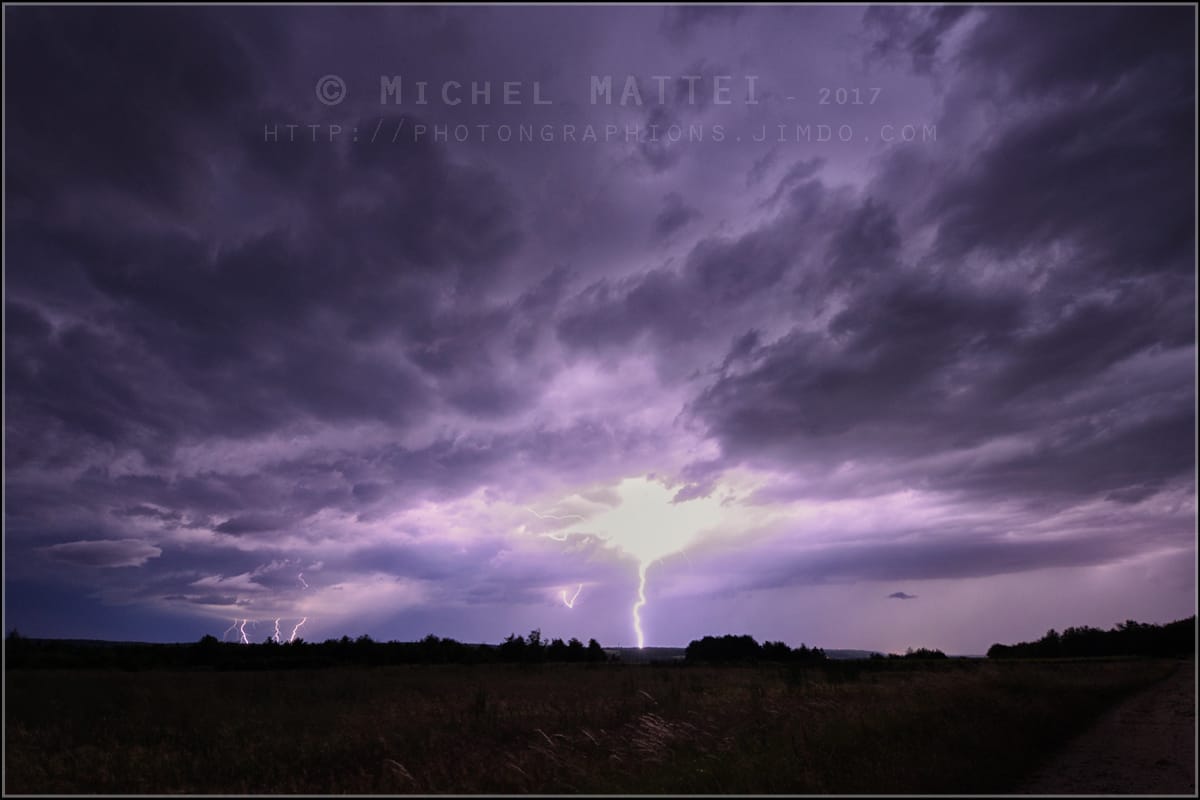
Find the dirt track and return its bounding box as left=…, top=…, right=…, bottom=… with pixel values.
left=1019, top=661, right=1196, bottom=795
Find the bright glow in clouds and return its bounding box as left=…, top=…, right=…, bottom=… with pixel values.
left=538, top=475, right=780, bottom=647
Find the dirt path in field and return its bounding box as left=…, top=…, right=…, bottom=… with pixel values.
left=1018, top=661, right=1195, bottom=795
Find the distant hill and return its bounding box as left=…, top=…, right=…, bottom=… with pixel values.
left=605, top=646, right=685, bottom=662
left=604, top=647, right=898, bottom=662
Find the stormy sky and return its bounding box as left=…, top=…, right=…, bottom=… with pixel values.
left=4, top=5, right=1195, bottom=653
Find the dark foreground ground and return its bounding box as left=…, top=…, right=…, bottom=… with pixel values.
left=1018, top=659, right=1195, bottom=794
left=4, top=658, right=1188, bottom=794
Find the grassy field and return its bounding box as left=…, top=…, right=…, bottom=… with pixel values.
left=4, top=658, right=1182, bottom=794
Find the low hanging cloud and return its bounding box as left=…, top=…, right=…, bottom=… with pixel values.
left=42, top=539, right=163, bottom=568
left=888, top=592, right=918, bottom=600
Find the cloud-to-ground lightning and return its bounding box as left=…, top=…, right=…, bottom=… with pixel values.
left=632, top=565, right=648, bottom=649
left=273, top=618, right=282, bottom=642
left=289, top=617, right=307, bottom=642
left=561, top=583, right=583, bottom=608
left=238, top=619, right=251, bottom=644
left=529, top=477, right=766, bottom=649
left=222, top=619, right=238, bottom=641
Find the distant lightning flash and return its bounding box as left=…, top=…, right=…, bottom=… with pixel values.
left=297, top=572, right=308, bottom=589
left=525, top=507, right=585, bottom=541
left=273, top=619, right=282, bottom=643
left=561, top=583, right=583, bottom=608
left=223, top=620, right=238, bottom=641
left=289, top=617, right=307, bottom=642
left=526, top=507, right=585, bottom=522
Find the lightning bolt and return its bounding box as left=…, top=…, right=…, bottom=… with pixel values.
left=632, top=563, right=648, bottom=649
left=238, top=619, right=251, bottom=645
left=289, top=617, right=307, bottom=642
left=561, top=583, right=583, bottom=609
left=297, top=572, right=308, bottom=589
left=525, top=507, right=585, bottom=522
left=222, top=620, right=238, bottom=642
left=273, top=618, right=282, bottom=643
left=524, top=507, right=585, bottom=541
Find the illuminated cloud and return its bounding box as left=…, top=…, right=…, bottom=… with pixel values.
left=3, top=5, right=1193, bottom=652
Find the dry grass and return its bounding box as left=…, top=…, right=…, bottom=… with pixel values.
left=4, top=658, right=1179, bottom=793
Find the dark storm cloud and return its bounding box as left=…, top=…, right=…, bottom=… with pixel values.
left=759, top=157, right=825, bottom=208
left=888, top=592, right=917, bottom=600
left=557, top=172, right=847, bottom=359
left=663, top=508, right=1192, bottom=595
left=321, top=418, right=669, bottom=510
left=684, top=4, right=1195, bottom=519
left=927, top=90, right=1194, bottom=276
left=864, top=5, right=970, bottom=75
left=6, top=130, right=533, bottom=473
left=691, top=265, right=1192, bottom=508
left=691, top=273, right=1025, bottom=457
left=652, top=192, right=701, bottom=240
left=215, top=514, right=293, bottom=536
left=6, top=6, right=534, bottom=483
left=918, top=8, right=1194, bottom=282
left=4, top=5, right=1194, bottom=645
left=959, top=6, right=1192, bottom=99
left=1105, top=484, right=1164, bottom=506
left=660, top=6, right=746, bottom=44
left=181, top=594, right=242, bottom=607
left=825, top=199, right=900, bottom=286
left=111, top=505, right=183, bottom=524
left=4, top=7, right=266, bottom=216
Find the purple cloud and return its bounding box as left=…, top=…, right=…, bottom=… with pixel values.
left=42, top=540, right=163, bottom=569
left=3, top=5, right=1194, bottom=654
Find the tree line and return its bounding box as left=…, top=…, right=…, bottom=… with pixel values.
left=986, top=616, right=1195, bottom=659
left=3, top=628, right=608, bottom=670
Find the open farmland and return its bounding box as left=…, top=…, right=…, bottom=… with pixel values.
left=5, top=657, right=1187, bottom=794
